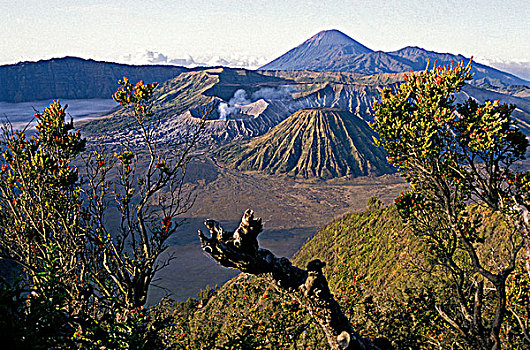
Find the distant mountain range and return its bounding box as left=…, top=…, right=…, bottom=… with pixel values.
left=82, top=65, right=530, bottom=149
left=118, top=47, right=530, bottom=81
left=0, top=57, right=190, bottom=103
left=260, top=29, right=530, bottom=88
left=1, top=30, right=528, bottom=104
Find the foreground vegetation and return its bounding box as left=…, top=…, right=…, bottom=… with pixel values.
left=371, top=60, right=529, bottom=349
left=0, top=78, right=207, bottom=348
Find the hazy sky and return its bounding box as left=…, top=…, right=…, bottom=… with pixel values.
left=1, top=0, right=529, bottom=67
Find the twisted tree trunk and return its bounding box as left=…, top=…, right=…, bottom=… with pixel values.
left=198, top=209, right=392, bottom=350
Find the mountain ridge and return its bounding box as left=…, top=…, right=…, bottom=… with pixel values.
left=81, top=66, right=530, bottom=145
left=0, top=56, right=192, bottom=102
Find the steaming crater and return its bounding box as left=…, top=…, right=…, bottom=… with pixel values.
left=215, top=87, right=295, bottom=120
left=188, top=98, right=269, bottom=121
left=164, top=96, right=294, bottom=144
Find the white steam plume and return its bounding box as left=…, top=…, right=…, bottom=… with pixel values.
left=251, top=86, right=294, bottom=100
left=217, top=86, right=295, bottom=120
left=218, top=89, right=251, bottom=120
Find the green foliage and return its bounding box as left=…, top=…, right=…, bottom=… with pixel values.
left=394, top=191, right=424, bottom=221
left=0, top=101, right=89, bottom=346
left=113, top=77, right=158, bottom=122
left=0, top=101, right=86, bottom=258
left=371, top=60, right=528, bottom=212
left=0, top=276, right=26, bottom=348
left=168, top=275, right=326, bottom=350
left=0, top=75, right=204, bottom=348
left=507, top=171, right=530, bottom=209
left=73, top=305, right=162, bottom=350
left=366, top=196, right=383, bottom=211
left=0, top=244, right=74, bottom=349
left=503, top=264, right=530, bottom=348
left=371, top=60, right=530, bottom=349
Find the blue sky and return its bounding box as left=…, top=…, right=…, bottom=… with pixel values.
left=1, top=0, right=529, bottom=76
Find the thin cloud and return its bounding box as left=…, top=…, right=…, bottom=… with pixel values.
left=479, top=58, right=530, bottom=81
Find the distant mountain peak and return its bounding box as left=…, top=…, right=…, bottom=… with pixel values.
left=305, top=29, right=368, bottom=48
left=260, top=29, right=372, bottom=71
left=391, top=46, right=464, bottom=59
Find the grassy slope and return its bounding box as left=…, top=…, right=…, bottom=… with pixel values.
left=293, top=207, right=427, bottom=294
left=169, top=204, right=528, bottom=349
left=171, top=207, right=427, bottom=349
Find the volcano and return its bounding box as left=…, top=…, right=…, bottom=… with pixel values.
left=215, top=107, right=394, bottom=179
left=260, top=29, right=373, bottom=71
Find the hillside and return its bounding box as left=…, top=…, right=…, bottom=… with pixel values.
left=167, top=204, right=528, bottom=349
left=214, top=107, right=394, bottom=179
left=167, top=208, right=414, bottom=349
left=168, top=207, right=432, bottom=349
left=0, top=57, right=189, bottom=102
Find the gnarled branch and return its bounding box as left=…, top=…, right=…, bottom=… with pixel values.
left=198, top=209, right=391, bottom=350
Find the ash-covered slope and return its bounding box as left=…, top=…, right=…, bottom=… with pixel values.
left=83, top=67, right=391, bottom=143
left=83, top=68, right=299, bottom=144
left=215, top=107, right=394, bottom=179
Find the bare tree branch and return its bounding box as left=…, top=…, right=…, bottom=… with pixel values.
left=198, top=209, right=392, bottom=350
